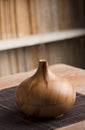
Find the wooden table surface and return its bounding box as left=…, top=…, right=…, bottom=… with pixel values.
left=0, top=64, right=85, bottom=130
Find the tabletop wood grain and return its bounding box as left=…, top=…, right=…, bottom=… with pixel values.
left=0, top=64, right=85, bottom=130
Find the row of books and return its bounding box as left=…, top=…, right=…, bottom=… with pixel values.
left=0, top=0, right=84, bottom=40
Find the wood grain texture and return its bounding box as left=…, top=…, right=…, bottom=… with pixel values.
left=78, top=0, right=85, bottom=28
left=0, top=36, right=85, bottom=76
left=58, top=0, right=67, bottom=30
left=50, top=0, right=59, bottom=31
left=0, top=51, right=11, bottom=76
left=9, top=0, right=17, bottom=38
left=29, top=0, right=61, bottom=33
left=15, top=0, right=30, bottom=37
left=0, top=1, right=84, bottom=76
left=8, top=49, right=18, bottom=74
left=4, top=0, right=11, bottom=38
left=16, top=60, right=76, bottom=118
left=16, top=48, right=26, bottom=72
left=0, top=0, right=1, bottom=39
left=29, top=0, right=37, bottom=34
left=0, top=0, right=6, bottom=39
left=0, top=0, right=84, bottom=38
left=0, top=64, right=85, bottom=129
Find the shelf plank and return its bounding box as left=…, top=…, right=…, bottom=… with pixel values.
left=0, top=29, right=85, bottom=51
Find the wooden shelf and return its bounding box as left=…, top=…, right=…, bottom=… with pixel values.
left=0, top=29, right=85, bottom=51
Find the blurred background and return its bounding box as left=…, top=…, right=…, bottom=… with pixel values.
left=0, top=0, right=85, bottom=77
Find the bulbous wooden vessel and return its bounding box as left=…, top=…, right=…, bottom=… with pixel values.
left=16, top=60, right=76, bottom=118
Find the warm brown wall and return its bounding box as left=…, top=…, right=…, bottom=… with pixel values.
left=0, top=0, right=85, bottom=39
left=0, top=0, right=85, bottom=76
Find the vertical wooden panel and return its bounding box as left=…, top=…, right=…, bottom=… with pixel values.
left=78, top=37, right=85, bottom=68
left=16, top=48, right=26, bottom=72
left=24, top=47, right=33, bottom=71
left=58, top=0, right=67, bottom=30
left=0, top=51, right=11, bottom=76
left=50, top=0, right=59, bottom=31
left=78, top=0, right=85, bottom=28
left=34, top=0, right=42, bottom=33
left=29, top=0, right=37, bottom=34
left=30, top=0, right=59, bottom=34
left=84, top=0, right=85, bottom=27
left=74, top=0, right=84, bottom=28
left=42, top=0, right=53, bottom=33
left=65, top=0, right=81, bottom=29
left=24, top=46, right=37, bottom=71
left=4, top=0, right=11, bottom=38
left=9, top=0, right=17, bottom=38
left=9, top=49, right=18, bottom=74
left=0, top=0, right=6, bottom=39
left=0, top=0, right=1, bottom=39
left=15, top=0, right=31, bottom=37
